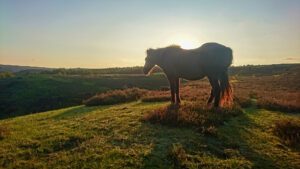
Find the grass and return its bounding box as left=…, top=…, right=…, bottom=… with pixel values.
left=0, top=101, right=299, bottom=168
left=0, top=125, right=10, bottom=140
left=273, top=118, right=300, bottom=147
left=0, top=73, right=168, bottom=119
left=1, top=64, right=299, bottom=119
left=141, top=94, right=170, bottom=102
left=232, top=75, right=300, bottom=113
left=0, top=65, right=299, bottom=168
left=142, top=102, right=243, bottom=135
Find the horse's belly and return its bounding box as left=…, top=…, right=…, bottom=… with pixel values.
left=178, top=69, right=205, bottom=80
left=181, top=74, right=205, bottom=80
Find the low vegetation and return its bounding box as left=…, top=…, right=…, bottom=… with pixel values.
left=141, top=92, right=170, bottom=102
left=233, top=75, right=300, bottom=113
left=257, top=97, right=300, bottom=113
left=0, top=74, right=167, bottom=119
left=1, top=64, right=299, bottom=119
left=1, top=102, right=299, bottom=168
left=84, top=88, right=171, bottom=106
left=0, top=72, right=15, bottom=79
left=142, top=102, right=242, bottom=135
left=168, top=143, right=189, bottom=168
left=273, top=118, right=300, bottom=147
left=0, top=64, right=299, bottom=168
left=84, top=88, right=147, bottom=106
left=0, top=125, right=10, bottom=140
left=82, top=70, right=300, bottom=114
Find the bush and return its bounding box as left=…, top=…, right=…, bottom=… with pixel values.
left=274, top=119, right=300, bottom=147
left=83, top=88, right=147, bottom=106
left=142, top=102, right=243, bottom=135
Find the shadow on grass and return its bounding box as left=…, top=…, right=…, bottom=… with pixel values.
left=138, top=105, right=285, bottom=169
left=52, top=105, right=109, bottom=120
left=213, top=111, right=279, bottom=169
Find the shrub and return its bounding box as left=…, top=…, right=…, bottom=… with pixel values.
left=83, top=88, right=147, bottom=106
left=273, top=119, right=300, bottom=147
left=142, top=102, right=243, bottom=134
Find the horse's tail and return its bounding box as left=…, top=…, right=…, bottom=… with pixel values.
left=219, top=69, right=233, bottom=106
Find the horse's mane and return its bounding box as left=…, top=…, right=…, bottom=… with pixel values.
left=166, top=44, right=181, bottom=49
left=153, top=44, right=181, bottom=51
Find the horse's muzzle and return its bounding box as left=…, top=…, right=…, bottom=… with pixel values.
left=143, top=67, right=149, bottom=75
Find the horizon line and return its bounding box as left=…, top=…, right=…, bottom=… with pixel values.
left=1, top=62, right=300, bottom=70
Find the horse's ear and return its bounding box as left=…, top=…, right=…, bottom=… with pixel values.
left=146, top=48, right=154, bottom=55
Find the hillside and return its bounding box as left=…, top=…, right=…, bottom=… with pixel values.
left=1, top=64, right=299, bottom=119
left=0, top=64, right=53, bottom=73
left=0, top=101, right=299, bottom=168
left=0, top=63, right=299, bottom=168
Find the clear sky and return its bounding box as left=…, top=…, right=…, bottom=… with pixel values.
left=0, top=0, right=299, bottom=68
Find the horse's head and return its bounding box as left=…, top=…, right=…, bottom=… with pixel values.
left=143, top=48, right=158, bottom=75
left=143, top=45, right=181, bottom=75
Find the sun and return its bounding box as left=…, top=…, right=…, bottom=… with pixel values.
left=178, top=40, right=198, bottom=49
left=166, top=34, right=200, bottom=49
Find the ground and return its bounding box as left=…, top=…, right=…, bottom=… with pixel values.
left=0, top=101, right=299, bottom=169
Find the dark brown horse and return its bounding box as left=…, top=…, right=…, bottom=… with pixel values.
left=143, top=42, right=233, bottom=107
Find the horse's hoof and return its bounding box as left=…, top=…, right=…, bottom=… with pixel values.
left=206, top=103, right=213, bottom=109
left=169, top=102, right=180, bottom=109
left=174, top=103, right=181, bottom=108
left=212, top=107, right=222, bottom=112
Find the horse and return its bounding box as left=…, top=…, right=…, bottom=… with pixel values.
left=143, top=42, right=233, bottom=107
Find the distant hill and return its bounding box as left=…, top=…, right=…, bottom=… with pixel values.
left=0, top=64, right=53, bottom=73
left=1, top=63, right=299, bottom=75
left=229, top=63, right=300, bottom=76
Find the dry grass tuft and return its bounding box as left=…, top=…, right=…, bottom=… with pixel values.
left=168, top=143, right=188, bottom=169
left=273, top=119, right=300, bottom=147
left=84, top=88, right=147, bottom=106
left=257, top=98, right=300, bottom=113
left=141, top=92, right=170, bottom=102
left=232, top=75, right=300, bottom=112
left=234, top=96, right=253, bottom=108
left=142, top=102, right=243, bottom=135
left=0, top=125, right=10, bottom=140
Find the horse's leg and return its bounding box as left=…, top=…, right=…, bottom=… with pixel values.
left=207, top=77, right=215, bottom=106
left=214, top=81, right=221, bottom=107
left=207, top=88, right=214, bottom=106
left=175, top=78, right=181, bottom=104
left=208, top=77, right=221, bottom=107
left=167, top=76, right=176, bottom=104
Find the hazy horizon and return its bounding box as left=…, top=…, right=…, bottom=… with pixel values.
left=1, top=0, right=300, bottom=68
left=2, top=62, right=300, bottom=70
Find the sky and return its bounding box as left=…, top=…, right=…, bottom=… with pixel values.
left=0, top=0, right=300, bottom=68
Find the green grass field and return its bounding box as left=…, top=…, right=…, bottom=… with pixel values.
left=0, top=73, right=168, bottom=119
left=0, top=64, right=299, bottom=168
left=1, top=101, right=299, bottom=169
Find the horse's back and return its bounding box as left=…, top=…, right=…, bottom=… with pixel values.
left=196, top=42, right=233, bottom=68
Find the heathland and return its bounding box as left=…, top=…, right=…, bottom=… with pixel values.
left=0, top=64, right=299, bottom=168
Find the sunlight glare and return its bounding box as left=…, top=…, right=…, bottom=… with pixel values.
left=179, top=40, right=198, bottom=49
